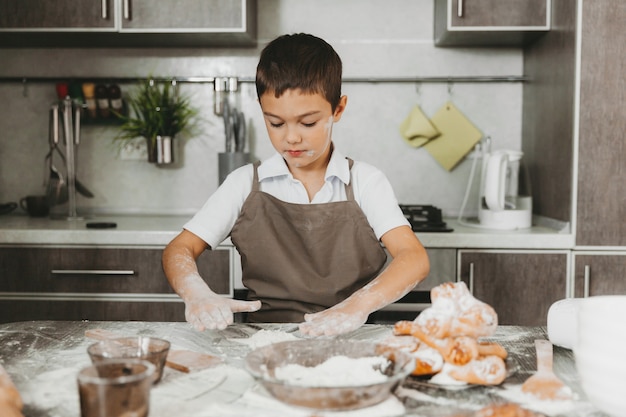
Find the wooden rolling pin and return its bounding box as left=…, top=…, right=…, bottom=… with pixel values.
left=85, top=328, right=223, bottom=373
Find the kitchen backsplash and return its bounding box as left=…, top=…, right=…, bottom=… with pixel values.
left=0, top=0, right=523, bottom=217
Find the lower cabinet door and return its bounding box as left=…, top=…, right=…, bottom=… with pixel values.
left=573, top=252, right=626, bottom=297
left=458, top=250, right=569, bottom=326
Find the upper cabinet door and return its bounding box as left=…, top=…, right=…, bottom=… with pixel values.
left=0, top=0, right=115, bottom=30
left=434, top=0, right=551, bottom=46
left=449, top=0, right=549, bottom=28
left=0, top=0, right=256, bottom=46
left=119, top=0, right=248, bottom=32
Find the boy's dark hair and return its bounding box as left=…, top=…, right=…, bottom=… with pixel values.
left=256, top=33, right=343, bottom=111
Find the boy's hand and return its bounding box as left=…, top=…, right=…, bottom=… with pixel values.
left=299, top=308, right=368, bottom=337
left=185, top=294, right=261, bottom=331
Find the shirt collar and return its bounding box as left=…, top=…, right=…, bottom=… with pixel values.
left=258, top=147, right=351, bottom=185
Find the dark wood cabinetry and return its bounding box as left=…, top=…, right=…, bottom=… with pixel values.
left=434, top=0, right=550, bottom=46
left=0, top=0, right=256, bottom=47
left=458, top=250, right=568, bottom=326
left=573, top=253, right=626, bottom=297
left=575, top=0, right=626, bottom=247
left=523, top=1, right=625, bottom=295
left=0, top=246, right=232, bottom=323
left=0, top=1, right=115, bottom=29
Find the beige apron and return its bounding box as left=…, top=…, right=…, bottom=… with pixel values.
left=230, top=158, right=387, bottom=323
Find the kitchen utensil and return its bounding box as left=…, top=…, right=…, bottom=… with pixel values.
left=222, top=99, right=234, bottom=152
left=244, top=339, right=413, bottom=411
left=45, top=105, right=67, bottom=206
left=45, top=152, right=67, bottom=205
left=77, top=359, right=154, bottom=417
left=88, top=337, right=171, bottom=384
left=478, top=149, right=532, bottom=230
left=235, top=110, right=246, bottom=152
left=85, top=328, right=223, bottom=373
left=51, top=145, right=94, bottom=198
left=521, top=339, right=572, bottom=400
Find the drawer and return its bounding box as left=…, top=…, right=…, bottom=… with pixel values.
left=0, top=299, right=186, bottom=323
left=0, top=247, right=231, bottom=295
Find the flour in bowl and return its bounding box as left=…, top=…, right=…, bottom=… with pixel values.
left=273, top=355, right=390, bottom=387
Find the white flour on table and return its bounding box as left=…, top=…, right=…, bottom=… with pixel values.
left=273, top=355, right=390, bottom=387
left=231, top=329, right=298, bottom=349
left=494, top=384, right=588, bottom=416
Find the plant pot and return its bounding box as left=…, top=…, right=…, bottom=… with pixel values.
left=146, top=137, right=158, bottom=163
left=146, top=136, right=175, bottom=164
left=156, top=135, right=174, bottom=164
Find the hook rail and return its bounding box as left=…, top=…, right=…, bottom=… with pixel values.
left=0, top=75, right=527, bottom=85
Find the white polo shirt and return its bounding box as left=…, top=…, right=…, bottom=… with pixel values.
left=184, top=148, right=409, bottom=249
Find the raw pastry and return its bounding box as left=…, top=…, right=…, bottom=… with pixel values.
left=380, top=335, right=443, bottom=376
left=417, top=281, right=498, bottom=339
left=447, top=355, right=507, bottom=386
left=392, top=281, right=508, bottom=386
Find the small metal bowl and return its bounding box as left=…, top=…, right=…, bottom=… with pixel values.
left=244, top=339, right=413, bottom=411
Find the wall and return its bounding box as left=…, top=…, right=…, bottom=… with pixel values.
left=0, top=0, right=523, bottom=217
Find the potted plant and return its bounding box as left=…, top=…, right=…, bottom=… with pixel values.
left=115, top=79, right=198, bottom=164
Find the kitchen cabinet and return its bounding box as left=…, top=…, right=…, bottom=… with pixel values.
left=572, top=252, right=626, bottom=297
left=0, top=246, right=233, bottom=323
left=521, top=0, right=626, bottom=305
left=0, top=1, right=115, bottom=29
left=458, top=250, right=568, bottom=326
left=574, top=0, right=626, bottom=248
left=523, top=1, right=625, bottom=249
left=434, top=0, right=550, bottom=46
left=0, top=0, right=256, bottom=47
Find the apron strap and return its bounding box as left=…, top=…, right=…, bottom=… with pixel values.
left=345, top=158, right=355, bottom=202
left=251, top=160, right=261, bottom=192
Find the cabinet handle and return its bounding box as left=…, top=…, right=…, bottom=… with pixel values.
left=123, top=0, right=130, bottom=20
left=583, top=265, right=590, bottom=298
left=468, top=262, right=475, bottom=294
left=101, top=0, right=108, bottom=19
left=51, top=270, right=135, bottom=276
left=457, top=0, right=464, bottom=17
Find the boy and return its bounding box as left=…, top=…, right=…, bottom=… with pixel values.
left=163, top=33, right=430, bottom=337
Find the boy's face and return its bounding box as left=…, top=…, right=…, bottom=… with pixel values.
left=259, top=89, right=347, bottom=170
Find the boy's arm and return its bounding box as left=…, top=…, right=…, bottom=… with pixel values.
left=0, top=364, right=24, bottom=417
left=300, top=225, right=430, bottom=336
left=162, top=230, right=260, bottom=330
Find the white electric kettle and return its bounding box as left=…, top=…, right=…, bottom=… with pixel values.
left=478, top=150, right=532, bottom=230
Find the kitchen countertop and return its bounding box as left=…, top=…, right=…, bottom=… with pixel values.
left=0, top=214, right=574, bottom=249
left=0, top=321, right=604, bottom=417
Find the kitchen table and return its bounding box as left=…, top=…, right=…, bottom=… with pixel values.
left=0, top=321, right=606, bottom=417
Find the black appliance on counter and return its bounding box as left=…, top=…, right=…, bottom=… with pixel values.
left=0, top=202, right=17, bottom=215
left=400, top=204, right=453, bottom=233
